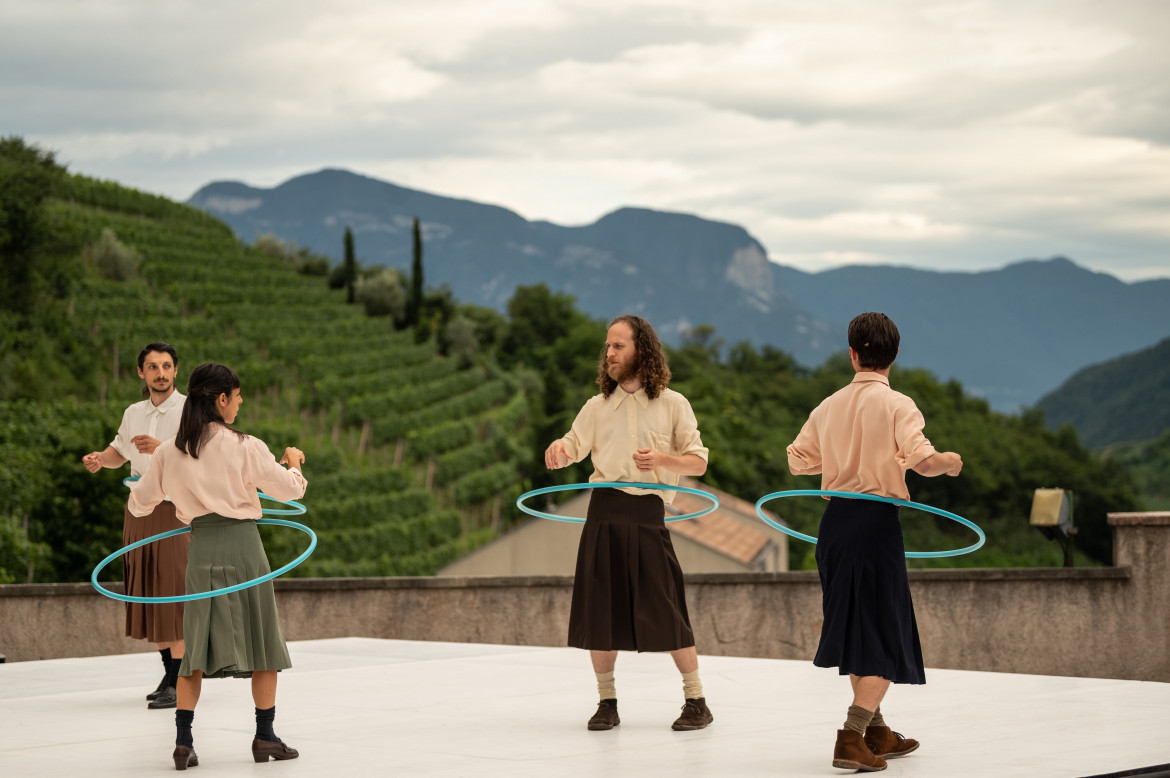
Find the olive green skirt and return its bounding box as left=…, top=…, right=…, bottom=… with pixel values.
left=178, top=514, right=291, bottom=679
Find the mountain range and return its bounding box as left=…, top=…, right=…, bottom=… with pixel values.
left=189, top=168, right=1170, bottom=412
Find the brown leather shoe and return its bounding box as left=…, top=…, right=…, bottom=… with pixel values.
left=865, top=725, right=920, bottom=758
left=588, top=699, right=620, bottom=730
left=671, top=697, right=713, bottom=731
left=833, top=729, right=887, bottom=771
left=252, top=737, right=299, bottom=762
left=172, top=745, right=198, bottom=770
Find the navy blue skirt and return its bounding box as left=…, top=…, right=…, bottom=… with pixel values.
left=813, top=497, right=925, bottom=684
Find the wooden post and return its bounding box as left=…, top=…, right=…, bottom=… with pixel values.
left=358, top=420, right=371, bottom=455
left=394, top=438, right=405, bottom=467
left=425, top=456, right=436, bottom=490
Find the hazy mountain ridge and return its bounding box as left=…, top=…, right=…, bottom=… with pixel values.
left=190, top=168, right=1170, bottom=411
left=1036, top=337, right=1170, bottom=447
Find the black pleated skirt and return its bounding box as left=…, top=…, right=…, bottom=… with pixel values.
left=813, top=497, right=925, bottom=684
left=568, top=488, right=695, bottom=652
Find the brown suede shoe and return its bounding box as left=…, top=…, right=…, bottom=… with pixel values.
left=865, top=725, right=920, bottom=758
left=172, top=745, right=198, bottom=771
left=833, top=729, right=887, bottom=771
left=588, top=699, right=620, bottom=730
left=252, top=737, right=299, bottom=762
left=671, top=697, right=713, bottom=731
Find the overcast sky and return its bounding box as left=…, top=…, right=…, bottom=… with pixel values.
left=4, top=0, right=1168, bottom=280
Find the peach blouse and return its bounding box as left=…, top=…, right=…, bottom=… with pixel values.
left=128, top=426, right=307, bottom=524
left=786, top=373, right=935, bottom=501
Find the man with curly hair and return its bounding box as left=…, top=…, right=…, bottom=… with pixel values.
left=545, top=314, right=713, bottom=732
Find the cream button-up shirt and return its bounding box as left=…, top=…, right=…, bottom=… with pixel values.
left=110, top=390, right=186, bottom=478
left=559, top=386, right=708, bottom=506
left=786, top=373, right=936, bottom=501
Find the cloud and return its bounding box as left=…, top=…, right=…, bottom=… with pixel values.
left=2, top=0, right=1167, bottom=280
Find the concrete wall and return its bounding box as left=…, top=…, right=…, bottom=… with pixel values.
left=2, top=513, right=1166, bottom=682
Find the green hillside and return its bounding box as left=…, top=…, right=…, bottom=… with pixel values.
left=1104, top=431, right=1170, bottom=510
left=0, top=137, right=1147, bottom=582
left=1, top=142, right=529, bottom=582
left=1036, top=337, right=1170, bottom=448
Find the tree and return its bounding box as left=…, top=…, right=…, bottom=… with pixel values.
left=343, top=226, right=357, bottom=304
left=354, top=267, right=406, bottom=321
left=407, top=217, right=424, bottom=328
left=0, top=136, right=67, bottom=314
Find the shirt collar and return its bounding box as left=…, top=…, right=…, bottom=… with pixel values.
left=612, top=386, right=650, bottom=409
left=149, top=390, right=184, bottom=414
left=850, top=372, right=890, bottom=387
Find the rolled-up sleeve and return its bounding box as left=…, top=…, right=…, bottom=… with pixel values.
left=787, top=415, right=823, bottom=475
left=560, top=397, right=598, bottom=465
left=893, top=403, right=935, bottom=471
left=246, top=438, right=308, bottom=502
left=127, top=448, right=166, bottom=516
left=109, top=407, right=134, bottom=461
left=673, top=398, right=708, bottom=461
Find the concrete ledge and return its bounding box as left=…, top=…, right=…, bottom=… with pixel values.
left=1, top=519, right=1165, bottom=682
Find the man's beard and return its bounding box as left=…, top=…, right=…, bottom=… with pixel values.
left=607, top=361, right=637, bottom=384
left=148, top=380, right=171, bottom=395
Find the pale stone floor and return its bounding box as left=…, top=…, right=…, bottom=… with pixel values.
left=1, top=638, right=1167, bottom=777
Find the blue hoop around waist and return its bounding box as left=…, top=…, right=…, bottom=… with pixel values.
left=90, top=518, right=317, bottom=603
left=755, top=489, right=985, bottom=559
left=517, top=482, right=719, bottom=523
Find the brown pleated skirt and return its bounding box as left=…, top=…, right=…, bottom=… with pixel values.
left=122, top=501, right=188, bottom=642
left=568, top=488, right=695, bottom=652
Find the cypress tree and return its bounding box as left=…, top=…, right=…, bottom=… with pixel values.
left=343, top=226, right=356, bottom=304
left=407, top=217, right=424, bottom=327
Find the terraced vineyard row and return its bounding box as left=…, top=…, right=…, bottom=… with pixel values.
left=44, top=178, right=534, bottom=577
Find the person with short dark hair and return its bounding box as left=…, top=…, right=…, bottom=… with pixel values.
left=127, top=362, right=307, bottom=770
left=83, top=341, right=188, bottom=709
left=545, top=315, right=714, bottom=732
left=787, top=312, right=963, bottom=772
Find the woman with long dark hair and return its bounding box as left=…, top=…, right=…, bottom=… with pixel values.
left=128, top=362, right=307, bottom=770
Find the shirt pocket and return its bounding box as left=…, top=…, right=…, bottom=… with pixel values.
left=647, top=430, right=673, bottom=455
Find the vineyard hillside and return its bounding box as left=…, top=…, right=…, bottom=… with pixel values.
left=2, top=174, right=530, bottom=581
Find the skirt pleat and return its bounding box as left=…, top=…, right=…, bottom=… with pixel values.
left=568, top=488, right=695, bottom=652
left=813, top=497, right=925, bottom=685
left=121, top=502, right=187, bottom=642
left=179, top=514, right=291, bottom=679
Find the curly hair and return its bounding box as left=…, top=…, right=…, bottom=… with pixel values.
left=596, top=314, right=672, bottom=400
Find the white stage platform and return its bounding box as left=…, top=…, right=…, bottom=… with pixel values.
left=2, top=638, right=1167, bottom=777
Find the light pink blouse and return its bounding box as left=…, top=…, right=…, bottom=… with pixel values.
left=786, top=373, right=936, bottom=501
left=128, top=426, right=307, bottom=524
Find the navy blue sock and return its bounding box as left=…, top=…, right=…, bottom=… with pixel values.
left=255, top=706, right=277, bottom=742
left=165, top=655, right=180, bottom=689
left=175, top=709, right=194, bottom=748
left=159, top=648, right=171, bottom=673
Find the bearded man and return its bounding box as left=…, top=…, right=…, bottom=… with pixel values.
left=545, top=315, right=713, bottom=732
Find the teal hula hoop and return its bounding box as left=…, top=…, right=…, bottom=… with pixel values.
left=91, top=518, right=317, bottom=603
left=754, top=489, right=986, bottom=559
left=123, top=476, right=306, bottom=515
left=516, top=482, right=719, bottom=524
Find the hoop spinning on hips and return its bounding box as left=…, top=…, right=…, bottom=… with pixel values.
left=754, top=489, right=985, bottom=558
left=90, top=518, right=317, bottom=603
left=517, top=482, right=720, bottom=523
